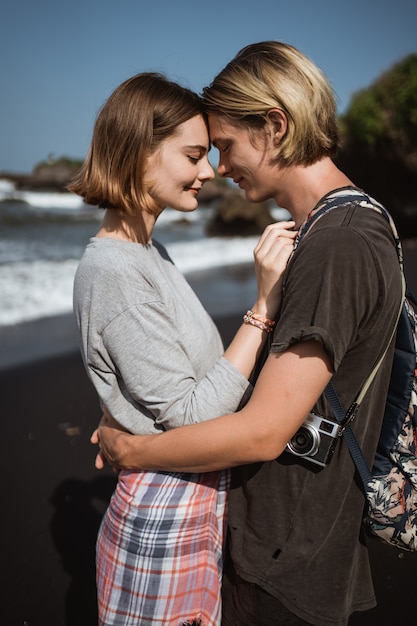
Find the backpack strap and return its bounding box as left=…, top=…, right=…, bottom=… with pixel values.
left=294, top=188, right=404, bottom=277
left=325, top=281, right=404, bottom=490
left=301, top=190, right=406, bottom=489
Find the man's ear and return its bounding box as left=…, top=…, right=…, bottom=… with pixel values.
left=266, top=108, right=288, bottom=144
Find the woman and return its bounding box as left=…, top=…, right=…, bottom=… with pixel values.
left=94, top=45, right=403, bottom=626
left=70, top=72, right=296, bottom=626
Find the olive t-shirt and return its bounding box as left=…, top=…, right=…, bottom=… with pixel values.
left=227, top=199, right=402, bottom=626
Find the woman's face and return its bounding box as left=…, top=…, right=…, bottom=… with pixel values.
left=208, top=113, right=281, bottom=204
left=144, top=114, right=214, bottom=214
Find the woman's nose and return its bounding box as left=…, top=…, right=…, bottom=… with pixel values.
left=199, top=157, right=215, bottom=181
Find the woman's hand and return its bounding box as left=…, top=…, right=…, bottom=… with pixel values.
left=253, top=220, right=297, bottom=319
left=222, top=220, right=297, bottom=379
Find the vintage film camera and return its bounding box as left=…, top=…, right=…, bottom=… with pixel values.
left=286, top=412, right=342, bottom=467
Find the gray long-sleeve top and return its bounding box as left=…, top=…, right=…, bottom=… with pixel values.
left=73, top=237, right=251, bottom=434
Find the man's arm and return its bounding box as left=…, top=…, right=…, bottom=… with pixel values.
left=95, top=340, right=333, bottom=472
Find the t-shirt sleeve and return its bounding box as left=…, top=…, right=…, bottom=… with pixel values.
left=271, top=225, right=381, bottom=372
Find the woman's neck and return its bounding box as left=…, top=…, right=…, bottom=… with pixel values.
left=96, top=208, right=156, bottom=244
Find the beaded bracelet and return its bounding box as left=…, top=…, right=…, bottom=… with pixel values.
left=243, top=309, right=276, bottom=333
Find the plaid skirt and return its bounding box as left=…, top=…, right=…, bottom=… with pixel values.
left=96, top=468, right=230, bottom=626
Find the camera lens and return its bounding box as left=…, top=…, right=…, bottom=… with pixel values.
left=287, top=425, right=319, bottom=457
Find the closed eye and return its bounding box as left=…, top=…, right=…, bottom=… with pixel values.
left=212, top=141, right=230, bottom=154
left=218, top=144, right=230, bottom=155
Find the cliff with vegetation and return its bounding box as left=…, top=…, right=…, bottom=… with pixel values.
left=0, top=157, right=84, bottom=191
left=335, top=53, right=417, bottom=238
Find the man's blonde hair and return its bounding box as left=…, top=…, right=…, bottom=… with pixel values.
left=202, top=41, right=339, bottom=166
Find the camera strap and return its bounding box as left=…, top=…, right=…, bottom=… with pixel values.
left=325, top=382, right=373, bottom=485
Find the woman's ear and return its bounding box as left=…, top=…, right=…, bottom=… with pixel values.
left=266, top=108, right=288, bottom=145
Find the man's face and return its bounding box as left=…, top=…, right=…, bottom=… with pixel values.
left=208, top=114, right=280, bottom=204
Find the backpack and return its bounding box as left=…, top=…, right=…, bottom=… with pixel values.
left=296, top=189, right=417, bottom=551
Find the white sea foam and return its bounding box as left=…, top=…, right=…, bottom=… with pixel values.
left=0, top=184, right=290, bottom=326
left=0, top=181, right=85, bottom=210
left=0, top=179, right=15, bottom=193
left=0, top=237, right=259, bottom=325
left=0, top=259, right=79, bottom=325
left=15, top=191, right=85, bottom=210
left=168, top=236, right=259, bottom=273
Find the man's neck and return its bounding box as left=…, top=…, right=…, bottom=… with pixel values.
left=275, top=158, right=354, bottom=228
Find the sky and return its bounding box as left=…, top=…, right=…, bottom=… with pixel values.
left=1, top=0, right=416, bottom=174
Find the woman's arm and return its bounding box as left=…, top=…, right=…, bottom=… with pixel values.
left=222, top=221, right=296, bottom=379
left=92, top=221, right=297, bottom=434
left=93, top=339, right=333, bottom=472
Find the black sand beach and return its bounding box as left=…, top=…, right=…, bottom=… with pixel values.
left=2, top=239, right=417, bottom=626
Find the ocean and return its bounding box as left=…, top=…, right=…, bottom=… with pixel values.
left=0, top=179, right=290, bottom=327
left=2, top=179, right=416, bottom=370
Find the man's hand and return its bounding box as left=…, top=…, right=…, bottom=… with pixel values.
left=90, top=410, right=130, bottom=471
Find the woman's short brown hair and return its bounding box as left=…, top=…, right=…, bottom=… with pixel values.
left=202, top=41, right=339, bottom=166
left=68, top=73, right=203, bottom=214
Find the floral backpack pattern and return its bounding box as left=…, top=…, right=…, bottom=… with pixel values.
left=364, top=296, right=417, bottom=550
